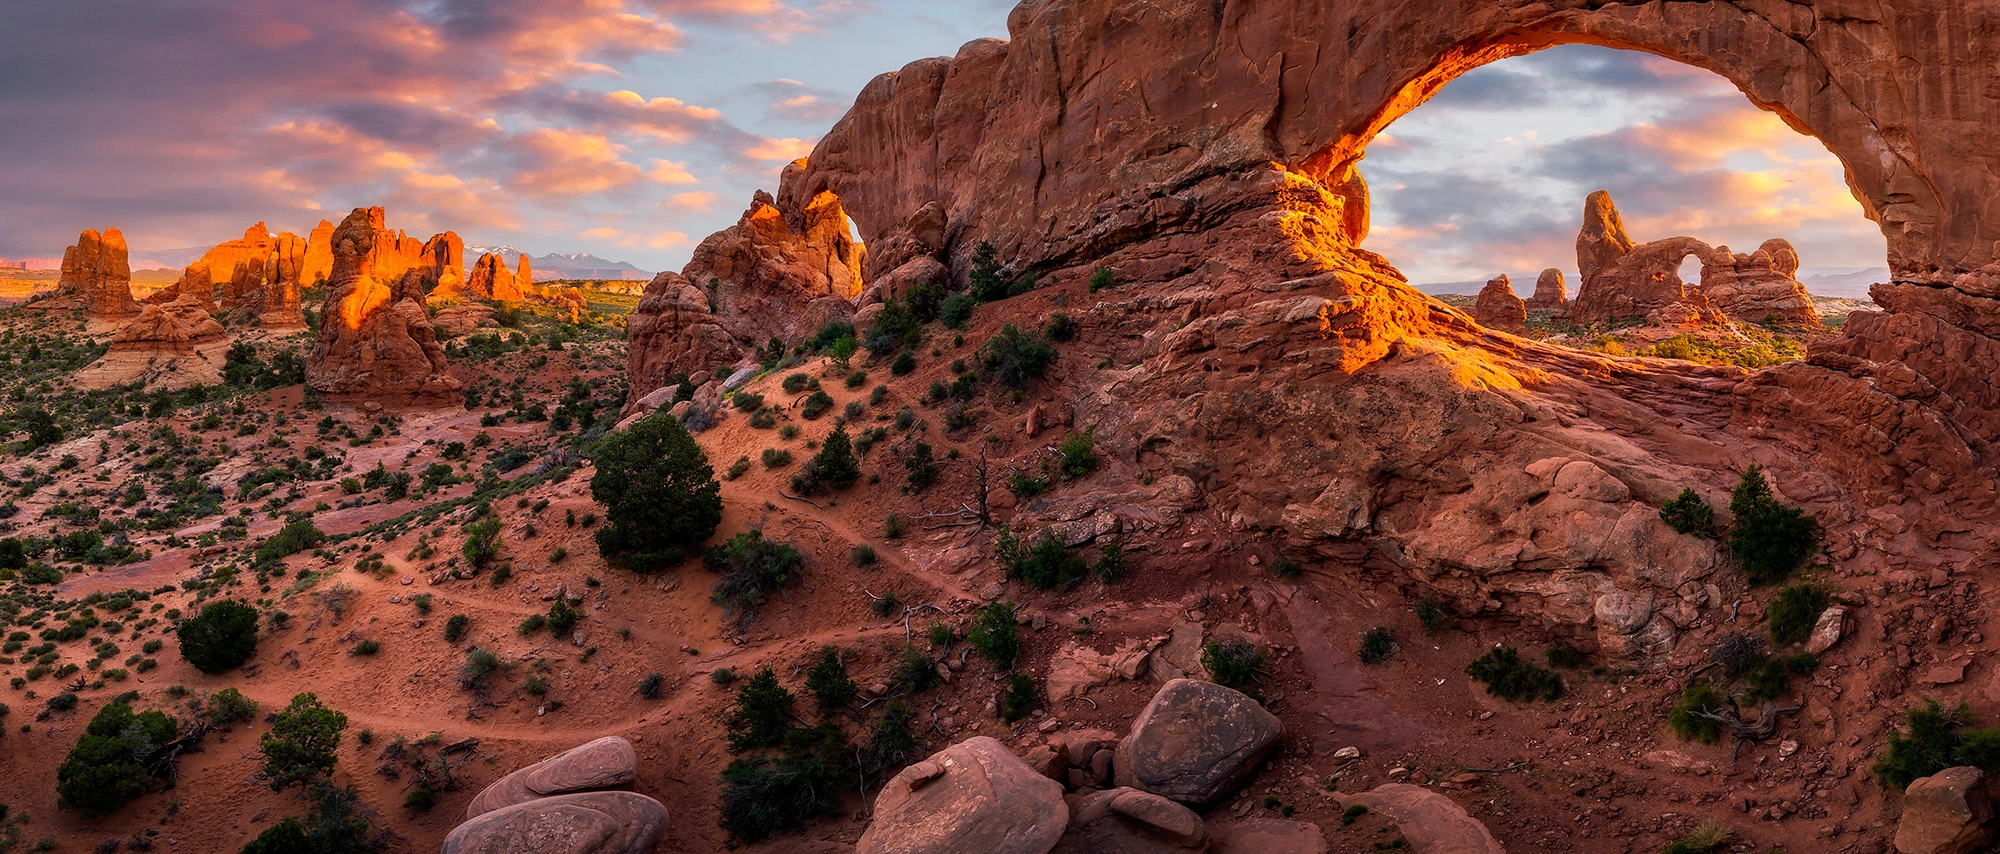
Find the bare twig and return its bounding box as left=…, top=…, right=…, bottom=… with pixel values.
left=779, top=490, right=824, bottom=509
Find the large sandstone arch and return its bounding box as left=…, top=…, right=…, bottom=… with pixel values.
left=634, top=0, right=2000, bottom=654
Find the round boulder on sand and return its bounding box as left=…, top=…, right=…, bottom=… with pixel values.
left=441, top=791, right=667, bottom=854
left=466, top=736, right=640, bottom=819
left=858, top=736, right=1068, bottom=854
left=1114, top=679, right=1283, bottom=804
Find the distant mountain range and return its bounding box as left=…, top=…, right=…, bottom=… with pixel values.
left=1418, top=266, right=1890, bottom=300
left=467, top=246, right=652, bottom=282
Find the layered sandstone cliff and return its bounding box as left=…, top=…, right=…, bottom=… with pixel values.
left=305, top=207, right=459, bottom=400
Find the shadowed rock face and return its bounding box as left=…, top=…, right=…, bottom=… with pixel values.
left=642, top=0, right=2000, bottom=656
left=621, top=177, right=864, bottom=409
left=305, top=207, right=459, bottom=400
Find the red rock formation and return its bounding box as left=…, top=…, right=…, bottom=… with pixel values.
left=1568, top=192, right=1720, bottom=326
left=301, top=219, right=335, bottom=286
left=260, top=231, right=308, bottom=330
left=306, top=207, right=459, bottom=400
left=622, top=177, right=865, bottom=407
left=644, top=0, right=2000, bottom=657
left=1472, top=275, right=1526, bottom=333
left=458, top=253, right=515, bottom=303
left=515, top=255, right=532, bottom=292
left=1700, top=239, right=1821, bottom=326
left=420, top=231, right=467, bottom=301
left=1526, top=268, right=1568, bottom=312
left=77, top=293, right=228, bottom=390
left=54, top=228, right=139, bottom=325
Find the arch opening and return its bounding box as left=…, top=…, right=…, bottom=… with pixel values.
left=1334, top=43, right=1888, bottom=362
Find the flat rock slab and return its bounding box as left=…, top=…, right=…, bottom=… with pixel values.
left=1209, top=817, right=1326, bottom=854
left=1340, top=784, right=1505, bottom=854
left=1115, top=679, right=1283, bottom=804
left=442, top=791, right=667, bottom=854
left=858, top=736, right=1068, bottom=854
left=467, top=736, right=639, bottom=819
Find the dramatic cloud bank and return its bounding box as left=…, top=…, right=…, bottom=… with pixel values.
left=1361, top=46, right=1888, bottom=286
left=0, top=0, right=1008, bottom=268
left=0, top=12, right=1884, bottom=281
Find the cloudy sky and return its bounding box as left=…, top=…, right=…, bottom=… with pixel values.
left=0, top=2, right=1887, bottom=283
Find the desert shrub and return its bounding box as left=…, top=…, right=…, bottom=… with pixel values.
left=1057, top=427, right=1096, bottom=479
left=458, top=649, right=502, bottom=691
left=707, top=530, right=803, bottom=629
left=1088, top=266, right=1114, bottom=292
left=902, top=441, right=937, bottom=493
left=890, top=349, right=917, bottom=376
left=967, top=601, right=1019, bottom=671
left=1090, top=542, right=1126, bottom=583
left=864, top=298, right=921, bottom=358
left=968, top=242, right=1004, bottom=301
left=861, top=699, right=922, bottom=776
left=1202, top=639, right=1265, bottom=693
left=1007, top=470, right=1049, bottom=497
left=260, top=692, right=347, bottom=790
left=638, top=672, right=665, bottom=699
left=793, top=426, right=862, bottom=495
left=1873, top=699, right=2000, bottom=790
left=238, top=781, right=382, bottom=854
left=1663, top=822, right=1733, bottom=854
left=1004, top=530, right=1088, bottom=590
left=56, top=701, right=180, bottom=816
left=747, top=407, right=777, bottom=429
left=782, top=373, right=811, bottom=394
left=1043, top=312, right=1076, bottom=342
left=727, top=668, right=795, bottom=751
left=1767, top=584, right=1829, bottom=646
left=805, top=646, right=858, bottom=713
left=800, top=390, right=834, bottom=420
left=1358, top=628, right=1395, bottom=665
left=461, top=518, right=501, bottom=569
left=892, top=645, right=940, bottom=691
left=403, top=784, right=438, bottom=812
left=176, top=599, right=259, bottom=673
left=209, top=687, right=258, bottom=725
left=999, top=674, right=1038, bottom=722
left=850, top=544, right=877, bottom=566
left=546, top=596, right=581, bottom=637
left=725, top=455, right=752, bottom=480
left=253, top=518, right=327, bottom=568
left=1659, top=488, right=1715, bottom=537
left=718, top=732, right=848, bottom=843
left=761, top=448, right=792, bottom=469
left=844, top=369, right=868, bottom=389
left=1464, top=646, right=1563, bottom=702
left=979, top=323, right=1058, bottom=388
left=1727, top=465, right=1818, bottom=585
left=443, top=614, right=469, bottom=643
left=590, top=412, right=723, bottom=572
left=1668, top=684, right=1725, bottom=743
left=517, top=613, right=546, bottom=635
left=940, top=293, right=975, bottom=329
left=883, top=513, right=906, bottom=538
left=351, top=640, right=380, bottom=656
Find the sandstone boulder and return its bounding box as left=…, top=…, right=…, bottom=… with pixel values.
left=1113, top=679, right=1282, bottom=805
left=433, top=303, right=499, bottom=339
left=1526, top=268, right=1568, bottom=312
left=1473, top=275, right=1526, bottom=333
left=1052, top=787, right=1207, bottom=853
left=1806, top=606, right=1850, bottom=655
left=857, top=736, right=1068, bottom=854
left=1339, top=784, right=1505, bottom=854
left=1896, top=767, right=1994, bottom=854
left=301, top=219, right=334, bottom=286
left=1207, top=818, right=1325, bottom=854
left=305, top=207, right=460, bottom=400
left=440, top=791, right=667, bottom=854
left=466, top=736, right=640, bottom=819
left=624, top=272, right=745, bottom=408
